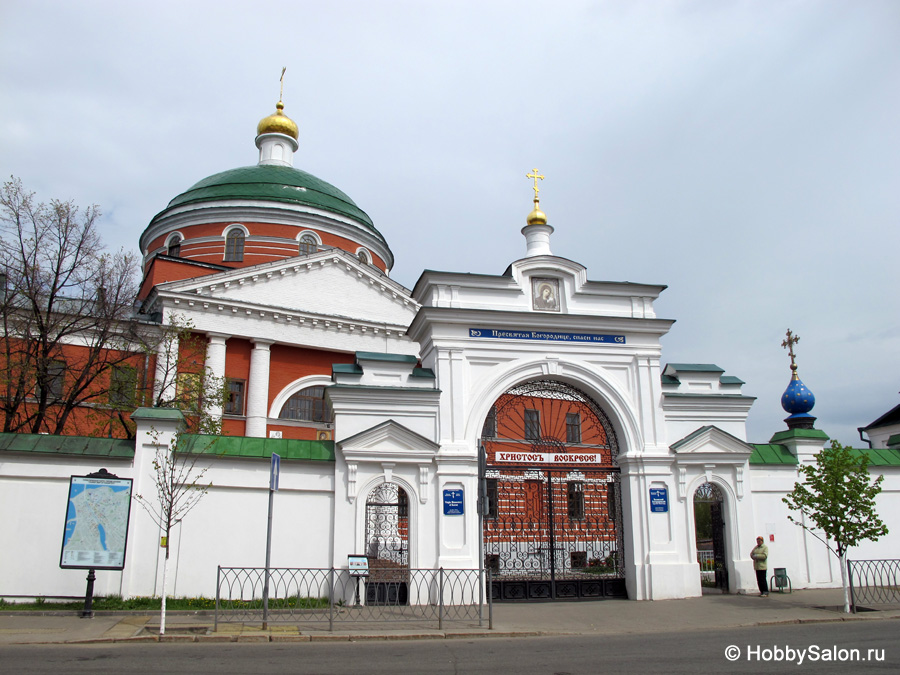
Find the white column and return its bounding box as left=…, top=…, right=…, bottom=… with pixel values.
left=153, top=333, right=179, bottom=405
left=245, top=339, right=273, bottom=437
left=204, top=333, right=229, bottom=422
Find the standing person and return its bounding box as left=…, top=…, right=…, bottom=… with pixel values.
left=751, top=536, right=769, bottom=596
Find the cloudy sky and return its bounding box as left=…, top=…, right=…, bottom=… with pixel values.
left=2, top=0, right=898, bottom=447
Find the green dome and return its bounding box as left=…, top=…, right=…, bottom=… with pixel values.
left=149, top=164, right=379, bottom=235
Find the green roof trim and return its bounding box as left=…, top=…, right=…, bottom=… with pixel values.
left=0, top=433, right=134, bottom=458
left=131, top=407, right=186, bottom=422
left=750, top=444, right=799, bottom=465
left=332, top=363, right=363, bottom=375
left=719, top=375, right=745, bottom=385
left=411, top=367, right=435, bottom=379
left=666, top=363, right=725, bottom=373
left=661, top=374, right=679, bottom=385
left=356, top=352, right=418, bottom=364
left=149, top=165, right=382, bottom=239
left=853, top=447, right=900, bottom=467
left=769, top=428, right=830, bottom=443
left=177, top=435, right=334, bottom=461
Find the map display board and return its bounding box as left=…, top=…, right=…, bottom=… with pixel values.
left=59, top=475, right=133, bottom=570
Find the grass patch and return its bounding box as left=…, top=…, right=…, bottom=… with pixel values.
left=0, top=595, right=218, bottom=611
left=0, top=595, right=332, bottom=611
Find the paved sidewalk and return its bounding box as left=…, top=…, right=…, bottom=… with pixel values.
left=1, top=589, right=897, bottom=645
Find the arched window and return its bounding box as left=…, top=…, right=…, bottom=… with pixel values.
left=357, top=248, right=370, bottom=265
left=167, top=235, right=181, bottom=257
left=224, top=228, right=245, bottom=262
left=299, top=234, right=318, bottom=256
left=278, top=386, right=331, bottom=422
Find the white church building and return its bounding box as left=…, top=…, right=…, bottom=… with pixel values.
left=2, top=98, right=898, bottom=604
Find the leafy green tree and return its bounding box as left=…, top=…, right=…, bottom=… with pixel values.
left=783, top=440, right=888, bottom=612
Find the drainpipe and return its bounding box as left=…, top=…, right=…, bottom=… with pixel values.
left=857, top=427, right=872, bottom=448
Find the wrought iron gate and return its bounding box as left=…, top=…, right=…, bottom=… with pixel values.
left=481, top=380, right=626, bottom=601
left=695, top=482, right=728, bottom=592
left=364, top=482, right=409, bottom=605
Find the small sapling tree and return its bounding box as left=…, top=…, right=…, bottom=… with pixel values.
left=783, top=440, right=888, bottom=613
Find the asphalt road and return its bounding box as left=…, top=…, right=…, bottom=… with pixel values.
left=1, top=620, right=895, bottom=674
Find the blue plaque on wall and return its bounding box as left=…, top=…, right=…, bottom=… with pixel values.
left=649, top=487, right=668, bottom=513
left=443, top=489, right=464, bottom=515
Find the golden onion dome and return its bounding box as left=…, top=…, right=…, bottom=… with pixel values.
left=256, top=101, right=299, bottom=140
left=526, top=200, right=547, bottom=226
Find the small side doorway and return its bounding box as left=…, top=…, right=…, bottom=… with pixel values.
left=364, top=482, right=409, bottom=604
left=693, top=482, right=728, bottom=592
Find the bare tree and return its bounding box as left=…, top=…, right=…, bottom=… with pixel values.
left=0, top=176, right=142, bottom=434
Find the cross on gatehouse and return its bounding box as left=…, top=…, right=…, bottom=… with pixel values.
left=781, top=329, right=799, bottom=369
left=279, top=67, right=287, bottom=101
left=526, top=168, right=545, bottom=200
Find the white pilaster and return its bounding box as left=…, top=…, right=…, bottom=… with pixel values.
left=246, top=339, right=273, bottom=437
left=123, top=408, right=185, bottom=598
left=204, top=333, right=229, bottom=422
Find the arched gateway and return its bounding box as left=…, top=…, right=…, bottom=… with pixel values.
left=481, top=380, right=626, bottom=600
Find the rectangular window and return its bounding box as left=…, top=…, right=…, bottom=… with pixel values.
left=224, top=232, right=245, bottom=262
left=39, top=360, right=66, bottom=401
left=570, top=551, right=588, bottom=570
left=566, top=413, right=581, bottom=444
left=175, top=372, right=202, bottom=411
left=607, top=481, right=618, bottom=522
left=568, top=481, right=585, bottom=520
left=525, top=480, right=543, bottom=520
left=481, top=406, right=497, bottom=438
left=109, top=365, right=137, bottom=407
left=224, top=379, right=245, bottom=416
left=485, top=478, right=498, bottom=519
left=524, top=409, right=540, bottom=440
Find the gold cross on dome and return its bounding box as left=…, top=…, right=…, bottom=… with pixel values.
left=526, top=168, right=545, bottom=199
left=781, top=328, right=799, bottom=368
left=279, top=67, right=287, bottom=100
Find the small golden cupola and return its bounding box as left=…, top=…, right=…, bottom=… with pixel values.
left=522, top=167, right=554, bottom=256
left=255, top=69, right=300, bottom=167
left=256, top=100, right=299, bottom=140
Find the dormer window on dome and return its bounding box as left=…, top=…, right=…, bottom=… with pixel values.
left=225, top=228, right=245, bottom=262
left=167, top=234, right=182, bottom=257
left=299, top=233, right=318, bottom=256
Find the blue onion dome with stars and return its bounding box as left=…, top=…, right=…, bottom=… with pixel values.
left=780, top=329, right=816, bottom=429
left=782, top=367, right=816, bottom=417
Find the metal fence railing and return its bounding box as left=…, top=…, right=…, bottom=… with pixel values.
left=215, top=567, right=489, bottom=631
left=848, top=559, right=900, bottom=612
left=696, top=550, right=715, bottom=583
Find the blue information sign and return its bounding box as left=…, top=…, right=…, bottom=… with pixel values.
left=443, top=489, right=464, bottom=516
left=649, top=487, right=668, bottom=513
left=270, top=453, right=281, bottom=492
left=469, top=328, right=625, bottom=344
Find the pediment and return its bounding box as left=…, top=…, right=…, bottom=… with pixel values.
left=671, top=425, right=754, bottom=458
left=340, top=420, right=439, bottom=464
left=155, top=249, right=418, bottom=327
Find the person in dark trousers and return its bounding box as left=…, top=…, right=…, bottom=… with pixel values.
left=751, top=536, right=769, bottom=596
